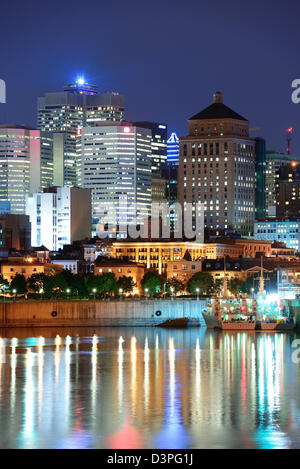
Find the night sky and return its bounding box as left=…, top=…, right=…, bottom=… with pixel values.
left=1, top=0, right=300, bottom=153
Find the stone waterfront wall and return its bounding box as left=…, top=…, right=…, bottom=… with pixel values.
left=0, top=299, right=207, bottom=328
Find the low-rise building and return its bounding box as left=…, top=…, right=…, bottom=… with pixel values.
left=227, top=239, right=272, bottom=258
left=166, top=259, right=202, bottom=282
left=0, top=257, right=61, bottom=282
left=112, top=239, right=273, bottom=274
left=94, top=258, right=146, bottom=292
left=270, top=242, right=297, bottom=260
left=254, top=220, right=300, bottom=252
left=50, top=258, right=80, bottom=273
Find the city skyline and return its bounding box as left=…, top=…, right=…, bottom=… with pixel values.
left=1, top=0, right=300, bottom=154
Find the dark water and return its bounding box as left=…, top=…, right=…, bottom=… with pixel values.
left=0, top=326, right=300, bottom=449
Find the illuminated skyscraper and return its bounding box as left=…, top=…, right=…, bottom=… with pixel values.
left=132, top=122, right=167, bottom=204
left=178, top=92, right=256, bottom=236
left=80, top=122, right=152, bottom=237
left=0, top=125, right=53, bottom=214
left=132, top=122, right=167, bottom=173
left=265, top=151, right=300, bottom=217
left=37, top=78, right=125, bottom=187
left=167, top=132, right=179, bottom=164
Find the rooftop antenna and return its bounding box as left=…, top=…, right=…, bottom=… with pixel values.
left=286, top=127, right=293, bottom=155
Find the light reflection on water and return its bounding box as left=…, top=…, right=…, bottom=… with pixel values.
left=0, top=327, right=300, bottom=449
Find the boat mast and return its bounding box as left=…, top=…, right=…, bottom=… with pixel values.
left=259, top=255, right=264, bottom=294
left=223, top=256, right=228, bottom=297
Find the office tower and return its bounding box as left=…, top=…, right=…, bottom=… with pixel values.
left=37, top=79, right=125, bottom=186
left=163, top=163, right=178, bottom=203
left=167, top=132, right=179, bottom=164
left=26, top=186, right=91, bottom=251
left=276, top=162, right=300, bottom=219
left=132, top=122, right=167, bottom=204
left=162, top=162, right=179, bottom=231
left=0, top=125, right=53, bottom=214
left=86, top=92, right=125, bottom=125
left=0, top=214, right=31, bottom=251
left=80, top=122, right=152, bottom=237
left=30, top=131, right=54, bottom=193
left=265, top=151, right=300, bottom=217
left=254, top=220, right=300, bottom=251
left=255, top=137, right=266, bottom=219
left=178, top=91, right=256, bottom=237
left=132, top=122, right=167, bottom=173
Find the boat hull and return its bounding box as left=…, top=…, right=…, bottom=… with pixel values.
left=258, top=322, right=295, bottom=331
left=217, top=321, right=256, bottom=330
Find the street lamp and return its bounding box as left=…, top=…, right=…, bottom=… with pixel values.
left=39, top=288, right=44, bottom=300
left=92, top=288, right=97, bottom=301
left=145, top=288, right=149, bottom=298
left=12, top=289, right=17, bottom=301
left=66, top=288, right=70, bottom=299
left=170, top=286, right=174, bottom=301
left=196, top=288, right=199, bottom=301
left=119, top=288, right=123, bottom=300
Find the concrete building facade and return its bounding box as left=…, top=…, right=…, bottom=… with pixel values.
left=178, top=92, right=256, bottom=236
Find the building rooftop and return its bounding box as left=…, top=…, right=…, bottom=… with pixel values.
left=189, top=91, right=248, bottom=122
left=0, top=124, right=37, bottom=131
left=189, top=103, right=247, bottom=122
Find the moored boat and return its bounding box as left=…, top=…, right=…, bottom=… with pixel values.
left=257, top=320, right=294, bottom=331
left=219, top=320, right=256, bottom=330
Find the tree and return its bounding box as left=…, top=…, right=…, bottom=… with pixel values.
left=165, top=277, right=185, bottom=295
left=186, top=272, right=215, bottom=295
left=0, top=275, right=9, bottom=294
left=10, top=274, right=27, bottom=295
left=85, top=275, right=99, bottom=293
left=141, top=271, right=162, bottom=296
left=28, top=273, right=47, bottom=293
left=98, top=272, right=117, bottom=296
left=117, top=276, right=136, bottom=294
left=44, top=273, right=68, bottom=297
left=212, top=278, right=223, bottom=295
left=60, top=270, right=87, bottom=296
left=88, top=272, right=117, bottom=297
left=228, top=278, right=244, bottom=295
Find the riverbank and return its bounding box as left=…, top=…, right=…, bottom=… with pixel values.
left=0, top=298, right=207, bottom=328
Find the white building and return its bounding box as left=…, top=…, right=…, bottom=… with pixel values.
left=254, top=220, right=300, bottom=251
left=50, top=258, right=79, bottom=273
left=26, top=186, right=91, bottom=251
left=80, top=122, right=152, bottom=237
left=0, top=125, right=53, bottom=214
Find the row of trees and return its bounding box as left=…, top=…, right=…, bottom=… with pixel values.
left=0, top=269, right=270, bottom=299
left=141, top=271, right=255, bottom=296
left=0, top=270, right=136, bottom=298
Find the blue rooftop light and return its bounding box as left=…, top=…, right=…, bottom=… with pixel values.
left=76, top=76, right=85, bottom=85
